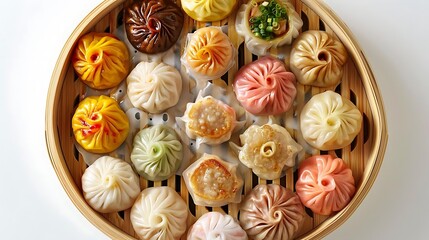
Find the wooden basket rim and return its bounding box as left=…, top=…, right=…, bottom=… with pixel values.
left=45, top=0, right=388, bottom=239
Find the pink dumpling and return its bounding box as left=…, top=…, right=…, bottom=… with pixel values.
left=295, top=155, right=356, bottom=215
left=233, top=56, right=297, bottom=115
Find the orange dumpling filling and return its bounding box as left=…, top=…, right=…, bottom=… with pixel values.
left=72, top=32, right=130, bottom=90
left=72, top=95, right=129, bottom=153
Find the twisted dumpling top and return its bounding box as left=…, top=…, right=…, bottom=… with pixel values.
left=72, top=32, right=130, bottom=89
left=295, top=155, right=356, bottom=215
left=233, top=56, right=296, bottom=116
left=181, top=0, right=237, bottom=22
left=187, top=212, right=247, bottom=240
left=239, top=184, right=305, bottom=240
left=290, top=30, right=348, bottom=87
left=300, top=90, right=362, bottom=150
left=182, top=27, right=234, bottom=81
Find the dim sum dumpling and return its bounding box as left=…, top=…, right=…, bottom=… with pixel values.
left=233, top=56, right=297, bottom=115
left=81, top=156, right=140, bottom=213
left=300, top=90, right=362, bottom=150
left=131, top=187, right=188, bottom=240
left=124, top=0, right=184, bottom=54
left=179, top=95, right=236, bottom=145
left=127, top=61, right=182, bottom=113
left=239, top=184, right=305, bottom=240
left=187, top=212, right=247, bottom=240
left=183, top=154, right=243, bottom=207
left=290, top=31, right=348, bottom=87
left=72, top=32, right=130, bottom=89
left=181, top=0, right=237, bottom=22
left=236, top=0, right=303, bottom=56
left=182, top=27, right=234, bottom=81
left=131, top=125, right=183, bottom=181
left=295, top=155, right=356, bottom=215
left=239, top=124, right=302, bottom=180
left=72, top=95, right=129, bottom=154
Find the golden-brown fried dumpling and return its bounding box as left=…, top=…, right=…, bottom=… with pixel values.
left=290, top=30, right=348, bottom=87
left=183, top=154, right=243, bottom=207
left=240, top=184, right=305, bottom=240
left=181, top=0, right=237, bottom=22
left=72, top=32, right=130, bottom=89
left=182, top=27, right=234, bottom=81
left=300, top=91, right=362, bottom=150
left=179, top=95, right=236, bottom=145
left=72, top=95, right=129, bottom=154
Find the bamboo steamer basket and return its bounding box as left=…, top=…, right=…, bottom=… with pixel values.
left=45, top=0, right=388, bottom=239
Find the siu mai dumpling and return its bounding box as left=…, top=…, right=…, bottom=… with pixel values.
left=238, top=124, right=302, bottom=180
left=127, top=61, right=182, bottom=113
left=239, top=184, right=305, bottom=240
left=131, top=125, right=183, bottom=181
left=82, top=156, right=140, bottom=213
left=72, top=95, right=129, bottom=154
left=295, top=155, right=356, bottom=215
left=182, top=27, right=234, bottom=81
left=233, top=56, right=297, bottom=115
left=181, top=0, right=237, bottom=22
left=131, top=187, right=188, bottom=240
left=72, top=32, right=130, bottom=90
left=183, top=154, right=243, bottom=207
left=187, top=212, right=247, bottom=240
left=180, top=95, right=236, bottom=145
left=290, top=30, right=348, bottom=87
left=300, top=90, right=362, bottom=150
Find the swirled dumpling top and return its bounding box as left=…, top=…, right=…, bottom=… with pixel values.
left=131, top=186, right=188, bottom=240
left=72, top=95, right=129, bottom=154
left=290, top=31, right=348, bottom=87
left=127, top=61, right=182, bottom=113
left=131, top=125, right=183, bottom=181
left=239, top=124, right=302, bottom=180
left=72, top=32, right=130, bottom=89
left=183, top=154, right=243, bottom=207
left=236, top=0, right=303, bottom=55
left=300, top=90, right=362, bottom=150
left=187, top=212, right=247, bottom=240
left=295, top=155, right=356, bottom=215
left=240, top=184, right=305, bottom=240
left=233, top=56, right=297, bottom=115
left=182, top=27, right=234, bottom=81
left=82, top=156, right=140, bottom=213
left=181, top=0, right=237, bottom=22
left=124, top=0, right=184, bottom=54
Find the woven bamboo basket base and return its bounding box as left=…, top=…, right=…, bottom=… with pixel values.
left=48, top=0, right=387, bottom=239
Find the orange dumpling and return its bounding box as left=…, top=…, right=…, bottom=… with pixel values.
left=72, top=32, right=130, bottom=90
left=183, top=27, right=234, bottom=80
left=72, top=95, right=129, bottom=154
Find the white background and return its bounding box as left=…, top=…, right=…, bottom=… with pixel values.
left=1, top=0, right=428, bottom=239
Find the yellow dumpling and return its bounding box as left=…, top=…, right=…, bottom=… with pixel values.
left=72, top=95, right=129, bottom=154
left=72, top=32, right=130, bottom=90
left=183, top=27, right=234, bottom=80
left=181, top=0, right=237, bottom=22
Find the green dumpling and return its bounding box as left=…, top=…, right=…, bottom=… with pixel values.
left=131, top=125, right=183, bottom=181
